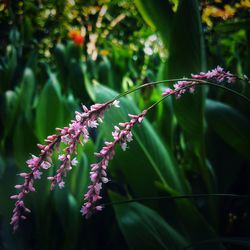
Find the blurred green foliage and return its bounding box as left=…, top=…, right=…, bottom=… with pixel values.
left=0, top=0, right=250, bottom=249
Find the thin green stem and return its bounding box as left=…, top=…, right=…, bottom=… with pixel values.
left=103, top=193, right=250, bottom=207
left=183, top=237, right=250, bottom=250
left=144, top=81, right=250, bottom=113
left=110, top=78, right=250, bottom=104
left=205, top=81, right=250, bottom=102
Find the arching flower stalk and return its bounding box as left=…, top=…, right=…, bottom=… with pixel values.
left=81, top=67, right=250, bottom=219
left=11, top=66, right=249, bottom=231
left=10, top=100, right=120, bottom=231
left=81, top=110, right=147, bottom=218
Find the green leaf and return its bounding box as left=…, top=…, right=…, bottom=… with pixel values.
left=92, top=83, right=223, bottom=250
left=20, top=68, right=35, bottom=123
left=3, top=90, right=19, bottom=139
left=68, top=61, right=89, bottom=101
left=97, top=57, right=114, bottom=89
left=109, top=191, right=190, bottom=250
left=135, top=2, right=215, bottom=214
left=0, top=93, right=5, bottom=142
left=23, top=17, right=33, bottom=43
left=2, top=45, right=17, bottom=89
left=66, top=41, right=82, bottom=61
left=54, top=43, right=68, bottom=89
left=206, top=99, right=250, bottom=161
left=135, top=0, right=173, bottom=44
left=0, top=154, right=5, bottom=178
left=13, top=116, right=38, bottom=171
left=167, top=0, right=206, bottom=142
left=35, top=76, right=64, bottom=142
left=155, top=182, right=225, bottom=250
left=167, top=1, right=217, bottom=222
left=93, top=83, right=188, bottom=193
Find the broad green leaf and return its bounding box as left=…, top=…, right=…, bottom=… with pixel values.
left=135, top=0, right=173, bottom=44
left=0, top=154, right=4, bottom=178
left=156, top=182, right=225, bottom=250
left=20, top=68, right=35, bottom=123
left=135, top=2, right=216, bottom=217
left=0, top=93, right=5, bottom=142
left=83, top=64, right=96, bottom=102
left=206, top=99, right=250, bottom=161
left=35, top=77, right=64, bottom=142
left=167, top=1, right=217, bottom=222
left=54, top=43, right=68, bottom=89
left=53, top=189, right=79, bottom=247
left=93, top=82, right=188, bottom=193
left=110, top=191, right=190, bottom=250
left=66, top=41, right=82, bottom=61
left=97, top=57, right=114, bottom=89
left=3, top=90, right=19, bottom=139
left=167, top=0, right=206, bottom=140
left=173, top=197, right=224, bottom=250
left=68, top=61, right=89, bottom=101
left=92, top=83, right=223, bottom=250
left=5, top=45, right=17, bottom=89
left=135, top=0, right=208, bottom=163
left=13, top=116, right=38, bottom=171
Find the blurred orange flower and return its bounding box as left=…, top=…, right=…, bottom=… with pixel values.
left=68, top=30, right=84, bottom=46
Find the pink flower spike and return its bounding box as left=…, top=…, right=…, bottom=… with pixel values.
left=82, top=110, right=147, bottom=219
left=14, top=185, right=23, bottom=189
left=58, top=154, right=66, bottom=161
left=87, top=120, right=98, bottom=128
left=41, top=161, right=51, bottom=169
left=10, top=195, right=18, bottom=200
left=162, top=88, right=174, bottom=96
left=101, top=177, right=109, bottom=183
left=71, top=158, right=78, bottom=166
left=19, top=173, right=29, bottom=178
left=26, top=155, right=40, bottom=167
left=59, top=181, right=65, bottom=189
left=121, top=142, right=127, bottom=151
left=138, top=117, right=144, bottom=123
left=37, top=144, right=45, bottom=149
left=96, top=206, right=103, bottom=211
left=33, top=170, right=42, bottom=179
left=191, top=66, right=237, bottom=84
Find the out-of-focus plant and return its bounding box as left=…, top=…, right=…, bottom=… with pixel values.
left=1, top=0, right=250, bottom=250
left=201, top=0, right=250, bottom=27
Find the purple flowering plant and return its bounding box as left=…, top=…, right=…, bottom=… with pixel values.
left=10, top=66, right=250, bottom=231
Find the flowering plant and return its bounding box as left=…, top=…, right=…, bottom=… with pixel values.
left=10, top=66, right=249, bottom=231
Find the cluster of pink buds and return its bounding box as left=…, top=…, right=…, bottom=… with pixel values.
left=162, top=66, right=239, bottom=98
left=10, top=100, right=120, bottom=231
left=81, top=110, right=147, bottom=218
left=10, top=134, right=59, bottom=231
left=162, top=81, right=196, bottom=99
left=191, top=65, right=237, bottom=83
